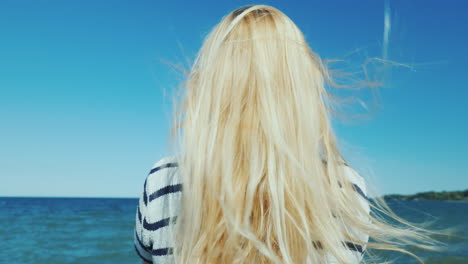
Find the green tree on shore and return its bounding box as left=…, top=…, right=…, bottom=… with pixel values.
left=383, top=189, right=468, bottom=201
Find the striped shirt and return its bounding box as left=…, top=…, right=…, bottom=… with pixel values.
left=134, top=156, right=371, bottom=264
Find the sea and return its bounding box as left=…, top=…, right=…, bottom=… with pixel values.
left=0, top=197, right=466, bottom=264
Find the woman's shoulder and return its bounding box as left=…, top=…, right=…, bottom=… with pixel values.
left=143, top=155, right=183, bottom=218
left=149, top=155, right=179, bottom=173
left=144, top=155, right=181, bottom=198
left=342, top=163, right=367, bottom=195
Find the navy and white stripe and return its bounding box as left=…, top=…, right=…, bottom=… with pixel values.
left=134, top=156, right=181, bottom=264
left=134, top=156, right=371, bottom=263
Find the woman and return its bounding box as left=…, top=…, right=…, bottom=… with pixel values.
left=134, top=4, right=444, bottom=264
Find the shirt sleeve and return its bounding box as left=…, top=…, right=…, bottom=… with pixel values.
left=306, top=166, right=371, bottom=264
left=134, top=176, right=153, bottom=263
left=341, top=165, right=372, bottom=262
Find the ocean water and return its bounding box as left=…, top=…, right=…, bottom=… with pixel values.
left=0, top=197, right=466, bottom=263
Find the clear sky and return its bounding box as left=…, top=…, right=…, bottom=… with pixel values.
left=1, top=0, right=466, bottom=198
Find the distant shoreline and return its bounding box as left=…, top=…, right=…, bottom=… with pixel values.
left=382, top=189, right=468, bottom=202
left=2, top=189, right=468, bottom=202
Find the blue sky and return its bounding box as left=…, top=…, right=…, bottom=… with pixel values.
left=0, top=0, right=466, bottom=197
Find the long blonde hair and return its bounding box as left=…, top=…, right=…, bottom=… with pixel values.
left=162, top=4, right=447, bottom=264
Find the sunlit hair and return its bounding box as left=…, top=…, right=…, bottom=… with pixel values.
left=162, top=4, right=448, bottom=264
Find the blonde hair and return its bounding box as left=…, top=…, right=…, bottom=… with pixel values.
left=162, top=4, right=448, bottom=264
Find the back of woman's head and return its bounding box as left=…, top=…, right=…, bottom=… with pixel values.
left=165, top=4, right=448, bottom=264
